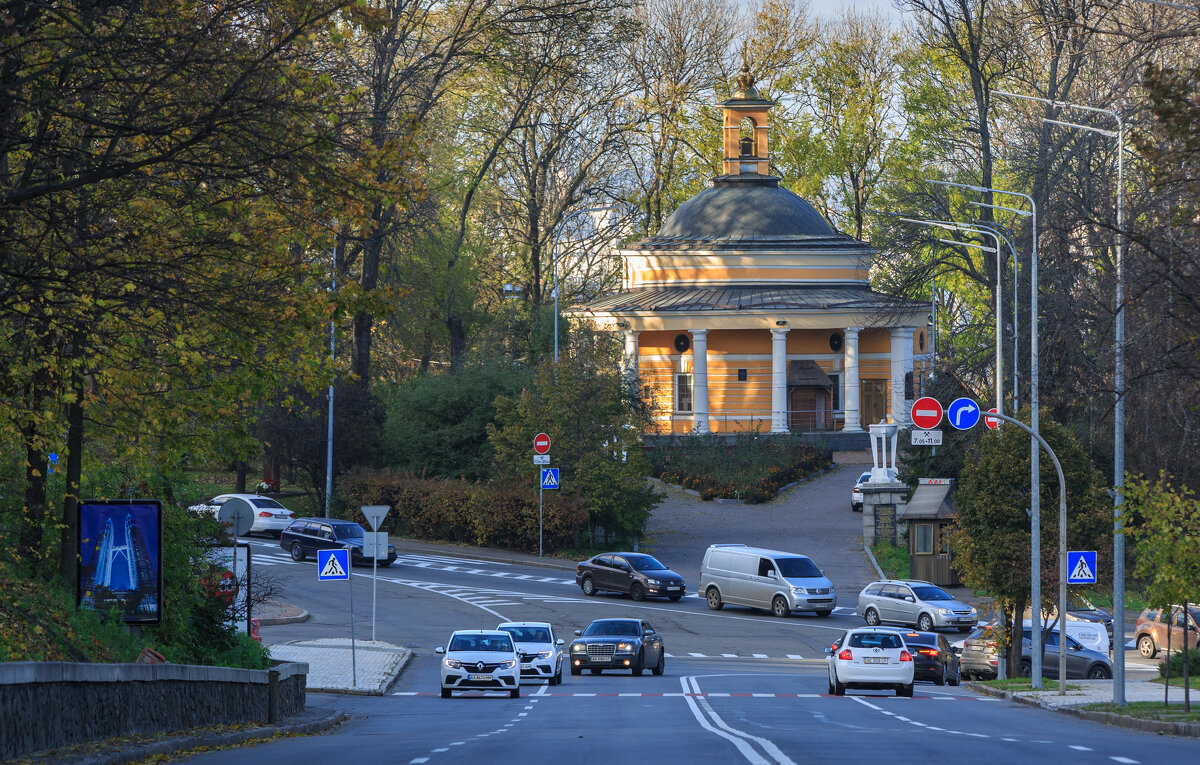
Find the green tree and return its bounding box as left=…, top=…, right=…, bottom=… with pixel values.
left=487, top=329, right=660, bottom=546
left=1124, top=472, right=1200, bottom=708
left=952, top=409, right=1110, bottom=671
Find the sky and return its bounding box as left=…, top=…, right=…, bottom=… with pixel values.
left=807, top=0, right=903, bottom=22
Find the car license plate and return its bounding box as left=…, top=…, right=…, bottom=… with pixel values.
left=468, top=674, right=492, bottom=681
left=520, top=663, right=532, bottom=670
left=274, top=513, right=289, bottom=518
left=592, top=656, right=610, bottom=662
left=863, top=657, right=888, bottom=664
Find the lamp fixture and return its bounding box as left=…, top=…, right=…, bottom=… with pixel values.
left=616, top=321, right=629, bottom=328
left=775, top=320, right=787, bottom=326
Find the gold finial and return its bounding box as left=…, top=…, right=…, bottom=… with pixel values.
left=734, top=42, right=759, bottom=100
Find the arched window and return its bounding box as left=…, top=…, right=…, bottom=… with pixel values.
left=738, top=117, right=756, bottom=157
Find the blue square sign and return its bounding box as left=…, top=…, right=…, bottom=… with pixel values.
left=317, top=548, right=350, bottom=581
left=540, top=468, right=559, bottom=490
left=1066, top=551, right=1097, bottom=584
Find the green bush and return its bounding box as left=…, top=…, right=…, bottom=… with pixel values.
left=649, top=434, right=831, bottom=503
left=1160, top=649, right=1200, bottom=679
left=871, top=538, right=910, bottom=580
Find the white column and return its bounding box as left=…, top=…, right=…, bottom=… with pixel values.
left=692, top=329, right=710, bottom=434
left=770, top=328, right=789, bottom=433
left=890, top=327, right=915, bottom=426
left=843, top=327, right=862, bottom=432
left=623, top=329, right=640, bottom=388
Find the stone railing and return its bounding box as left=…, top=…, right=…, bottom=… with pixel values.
left=0, top=660, right=307, bottom=760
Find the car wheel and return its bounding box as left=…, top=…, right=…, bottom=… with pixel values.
left=833, top=675, right=846, bottom=696
left=828, top=678, right=836, bottom=695
left=1138, top=634, right=1157, bottom=659
left=632, top=649, right=644, bottom=676
left=553, top=664, right=563, bottom=685
left=590, top=669, right=602, bottom=675
left=1019, top=659, right=1032, bottom=678
left=440, top=688, right=451, bottom=698
left=935, top=665, right=946, bottom=686
left=917, top=613, right=934, bottom=632
left=668, top=595, right=682, bottom=602
left=772, top=596, right=790, bottom=618
left=581, top=576, right=597, bottom=596
left=652, top=652, right=665, bottom=676
left=864, top=608, right=880, bottom=627
left=510, top=687, right=520, bottom=698
left=570, top=665, right=581, bottom=676
left=630, top=582, right=645, bottom=602
left=950, top=665, right=961, bottom=686
left=290, top=542, right=305, bottom=562
left=1087, top=664, right=1112, bottom=680
left=898, top=684, right=914, bottom=698
left=706, top=587, right=723, bottom=611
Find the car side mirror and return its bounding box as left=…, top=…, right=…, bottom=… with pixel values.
left=435, top=647, right=445, bottom=654
left=904, top=595, right=914, bottom=602
left=556, top=639, right=564, bottom=645
left=952, top=646, right=962, bottom=655
left=574, top=629, right=583, bottom=636
left=824, top=646, right=834, bottom=655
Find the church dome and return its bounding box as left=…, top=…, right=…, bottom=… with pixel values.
left=654, top=175, right=839, bottom=243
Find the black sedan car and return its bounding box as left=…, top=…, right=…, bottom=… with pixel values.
left=899, top=630, right=962, bottom=686
left=575, top=552, right=686, bottom=601
left=569, top=618, right=665, bottom=676
left=279, top=518, right=397, bottom=567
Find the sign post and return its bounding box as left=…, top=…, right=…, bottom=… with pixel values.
left=317, top=548, right=355, bottom=687
left=534, top=434, right=551, bottom=557
left=361, top=505, right=390, bottom=642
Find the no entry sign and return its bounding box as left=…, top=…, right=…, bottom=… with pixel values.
left=533, top=432, right=551, bottom=454
left=911, top=397, right=944, bottom=430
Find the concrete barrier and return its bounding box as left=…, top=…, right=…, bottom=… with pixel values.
left=0, top=660, right=307, bottom=759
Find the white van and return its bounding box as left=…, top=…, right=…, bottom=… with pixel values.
left=1022, top=619, right=1108, bottom=654
left=699, top=544, right=836, bottom=617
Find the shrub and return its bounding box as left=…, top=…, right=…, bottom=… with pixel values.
left=648, top=434, right=831, bottom=503
left=1160, top=649, right=1200, bottom=679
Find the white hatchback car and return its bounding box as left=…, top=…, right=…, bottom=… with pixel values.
left=435, top=630, right=521, bottom=698
left=188, top=494, right=296, bottom=537
left=497, top=621, right=565, bottom=685
left=826, top=626, right=915, bottom=697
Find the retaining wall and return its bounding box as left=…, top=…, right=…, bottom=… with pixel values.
left=0, top=660, right=307, bottom=759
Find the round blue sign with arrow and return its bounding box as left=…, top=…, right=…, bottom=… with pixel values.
left=947, top=397, right=981, bottom=430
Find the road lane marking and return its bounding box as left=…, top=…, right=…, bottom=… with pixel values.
left=681, top=676, right=793, bottom=765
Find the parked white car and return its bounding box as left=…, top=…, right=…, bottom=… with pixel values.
left=826, top=626, right=915, bottom=697
left=851, top=468, right=898, bottom=512
left=497, top=621, right=565, bottom=685
left=435, top=630, right=521, bottom=698
left=188, top=493, right=296, bottom=537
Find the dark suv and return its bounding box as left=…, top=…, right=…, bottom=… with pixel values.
left=575, top=552, right=686, bottom=601
left=279, top=518, right=396, bottom=567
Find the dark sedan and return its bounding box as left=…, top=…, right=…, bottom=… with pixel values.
left=279, top=518, right=396, bottom=567
left=575, top=552, right=686, bottom=601
left=569, top=618, right=665, bottom=676
left=899, top=630, right=961, bottom=685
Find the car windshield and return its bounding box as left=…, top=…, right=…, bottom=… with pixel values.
left=582, top=621, right=639, bottom=637
left=912, top=586, right=953, bottom=601
left=333, top=524, right=364, bottom=540
left=501, top=627, right=550, bottom=643
left=857, top=473, right=871, bottom=484
left=626, top=555, right=667, bottom=572
left=449, top=634, right=512, bottom=652
left=249, top=497, right=286, bottom=510
left=776, top=557, right=821, bottom=578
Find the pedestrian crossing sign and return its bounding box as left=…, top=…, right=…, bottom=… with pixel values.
left=1066, top=550, right=1097, bottom=584
left=317, top=548, right=350, bottom=581
left=540, top=468, right=559, bottom=490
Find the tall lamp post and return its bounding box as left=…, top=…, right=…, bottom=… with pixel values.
left=926, top=178, right=1046, bottom=688
left=552, top=206, right=621, bottom=363
left=972, top=219, right=1022, bottom=409
left=993, top=89, right=1128, bottom=704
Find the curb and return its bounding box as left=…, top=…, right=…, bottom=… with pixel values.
left=305, top=647, right=413, bottom=696
left=962, top=682, right=1200, bottom=737
left=43, top=708, right=348, bottom=764
left=257, top=608, right=309, bottom=626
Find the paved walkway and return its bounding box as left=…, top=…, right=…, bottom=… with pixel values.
left=269, top=638, right=412, bottom=695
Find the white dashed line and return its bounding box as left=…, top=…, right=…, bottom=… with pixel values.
left=1110, top=758, right=1139, bottom=764
left=1069, top=746, right=1092, bottom=752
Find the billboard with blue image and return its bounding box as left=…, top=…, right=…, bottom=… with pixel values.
left=77, top=500, right=162, bottom=624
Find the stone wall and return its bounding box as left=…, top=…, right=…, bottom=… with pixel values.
left=0, top=660, right=307, bottom=760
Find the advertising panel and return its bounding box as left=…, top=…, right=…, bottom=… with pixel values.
left=77, top=500, right=162, bottom=624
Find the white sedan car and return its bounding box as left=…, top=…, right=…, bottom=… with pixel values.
left=435, top=630, right=521, bottom=698
left=826, top=626, right=915, bottom=697
left=188, top=494, right=296, bottom=537
left=497, top=621, right=565, bottom=685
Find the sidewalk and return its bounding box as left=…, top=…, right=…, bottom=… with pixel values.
left=269, top=638, right=412, bottom=695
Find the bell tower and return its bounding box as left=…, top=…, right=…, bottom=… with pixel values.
left=722, top=54, right=774, bottom=177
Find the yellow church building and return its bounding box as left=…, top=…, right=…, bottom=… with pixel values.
left=571, top=68, right=929, bottom=441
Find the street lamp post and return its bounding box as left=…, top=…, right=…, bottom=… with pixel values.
left=552, top=206, right=620, bottom=363
left=972, top=219, right=1022, bottom=409
left=993, top=88, right=1128, bottom=704
left=927, top=178, right=1045, bottom=687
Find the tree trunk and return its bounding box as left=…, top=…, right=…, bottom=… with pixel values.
left=57, top=375, right=84, bottom=587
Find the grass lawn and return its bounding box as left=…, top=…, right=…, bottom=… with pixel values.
left=1084, top=701, right=1200, bottom=723
left=976, top=678, right=1081, bottom=692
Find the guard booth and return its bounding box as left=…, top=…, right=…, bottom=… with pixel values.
left=897, top=478, right=959, bottom=586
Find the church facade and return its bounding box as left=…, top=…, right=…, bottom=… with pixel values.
left=570, top=70, right=928, bottom=438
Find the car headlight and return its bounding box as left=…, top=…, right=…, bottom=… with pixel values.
left=938, top=608, right=953, bottom=615
left=617, top=642, right=634, bottom=652
left=443, top=658, right=462, bottom=669
left=647, top=578, right=661, bottom=585
left=571, top=644, right=585, bottom=653
left=498, top=660, right=516, bottom=670
left=969, top=607, right=977, bottom=615
left=537, top=650, right=553, bottom=659
left=792, top=587, right=807, bottom=595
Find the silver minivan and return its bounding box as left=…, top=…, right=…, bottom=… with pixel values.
left=699, top=544, right=836, bottom=617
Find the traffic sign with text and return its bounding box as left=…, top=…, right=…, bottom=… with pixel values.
left=911, top=397, right=944, bottom=430
left=911, top=429, right=942, bottom=446
left=533, top=454, right=550, bottom=465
